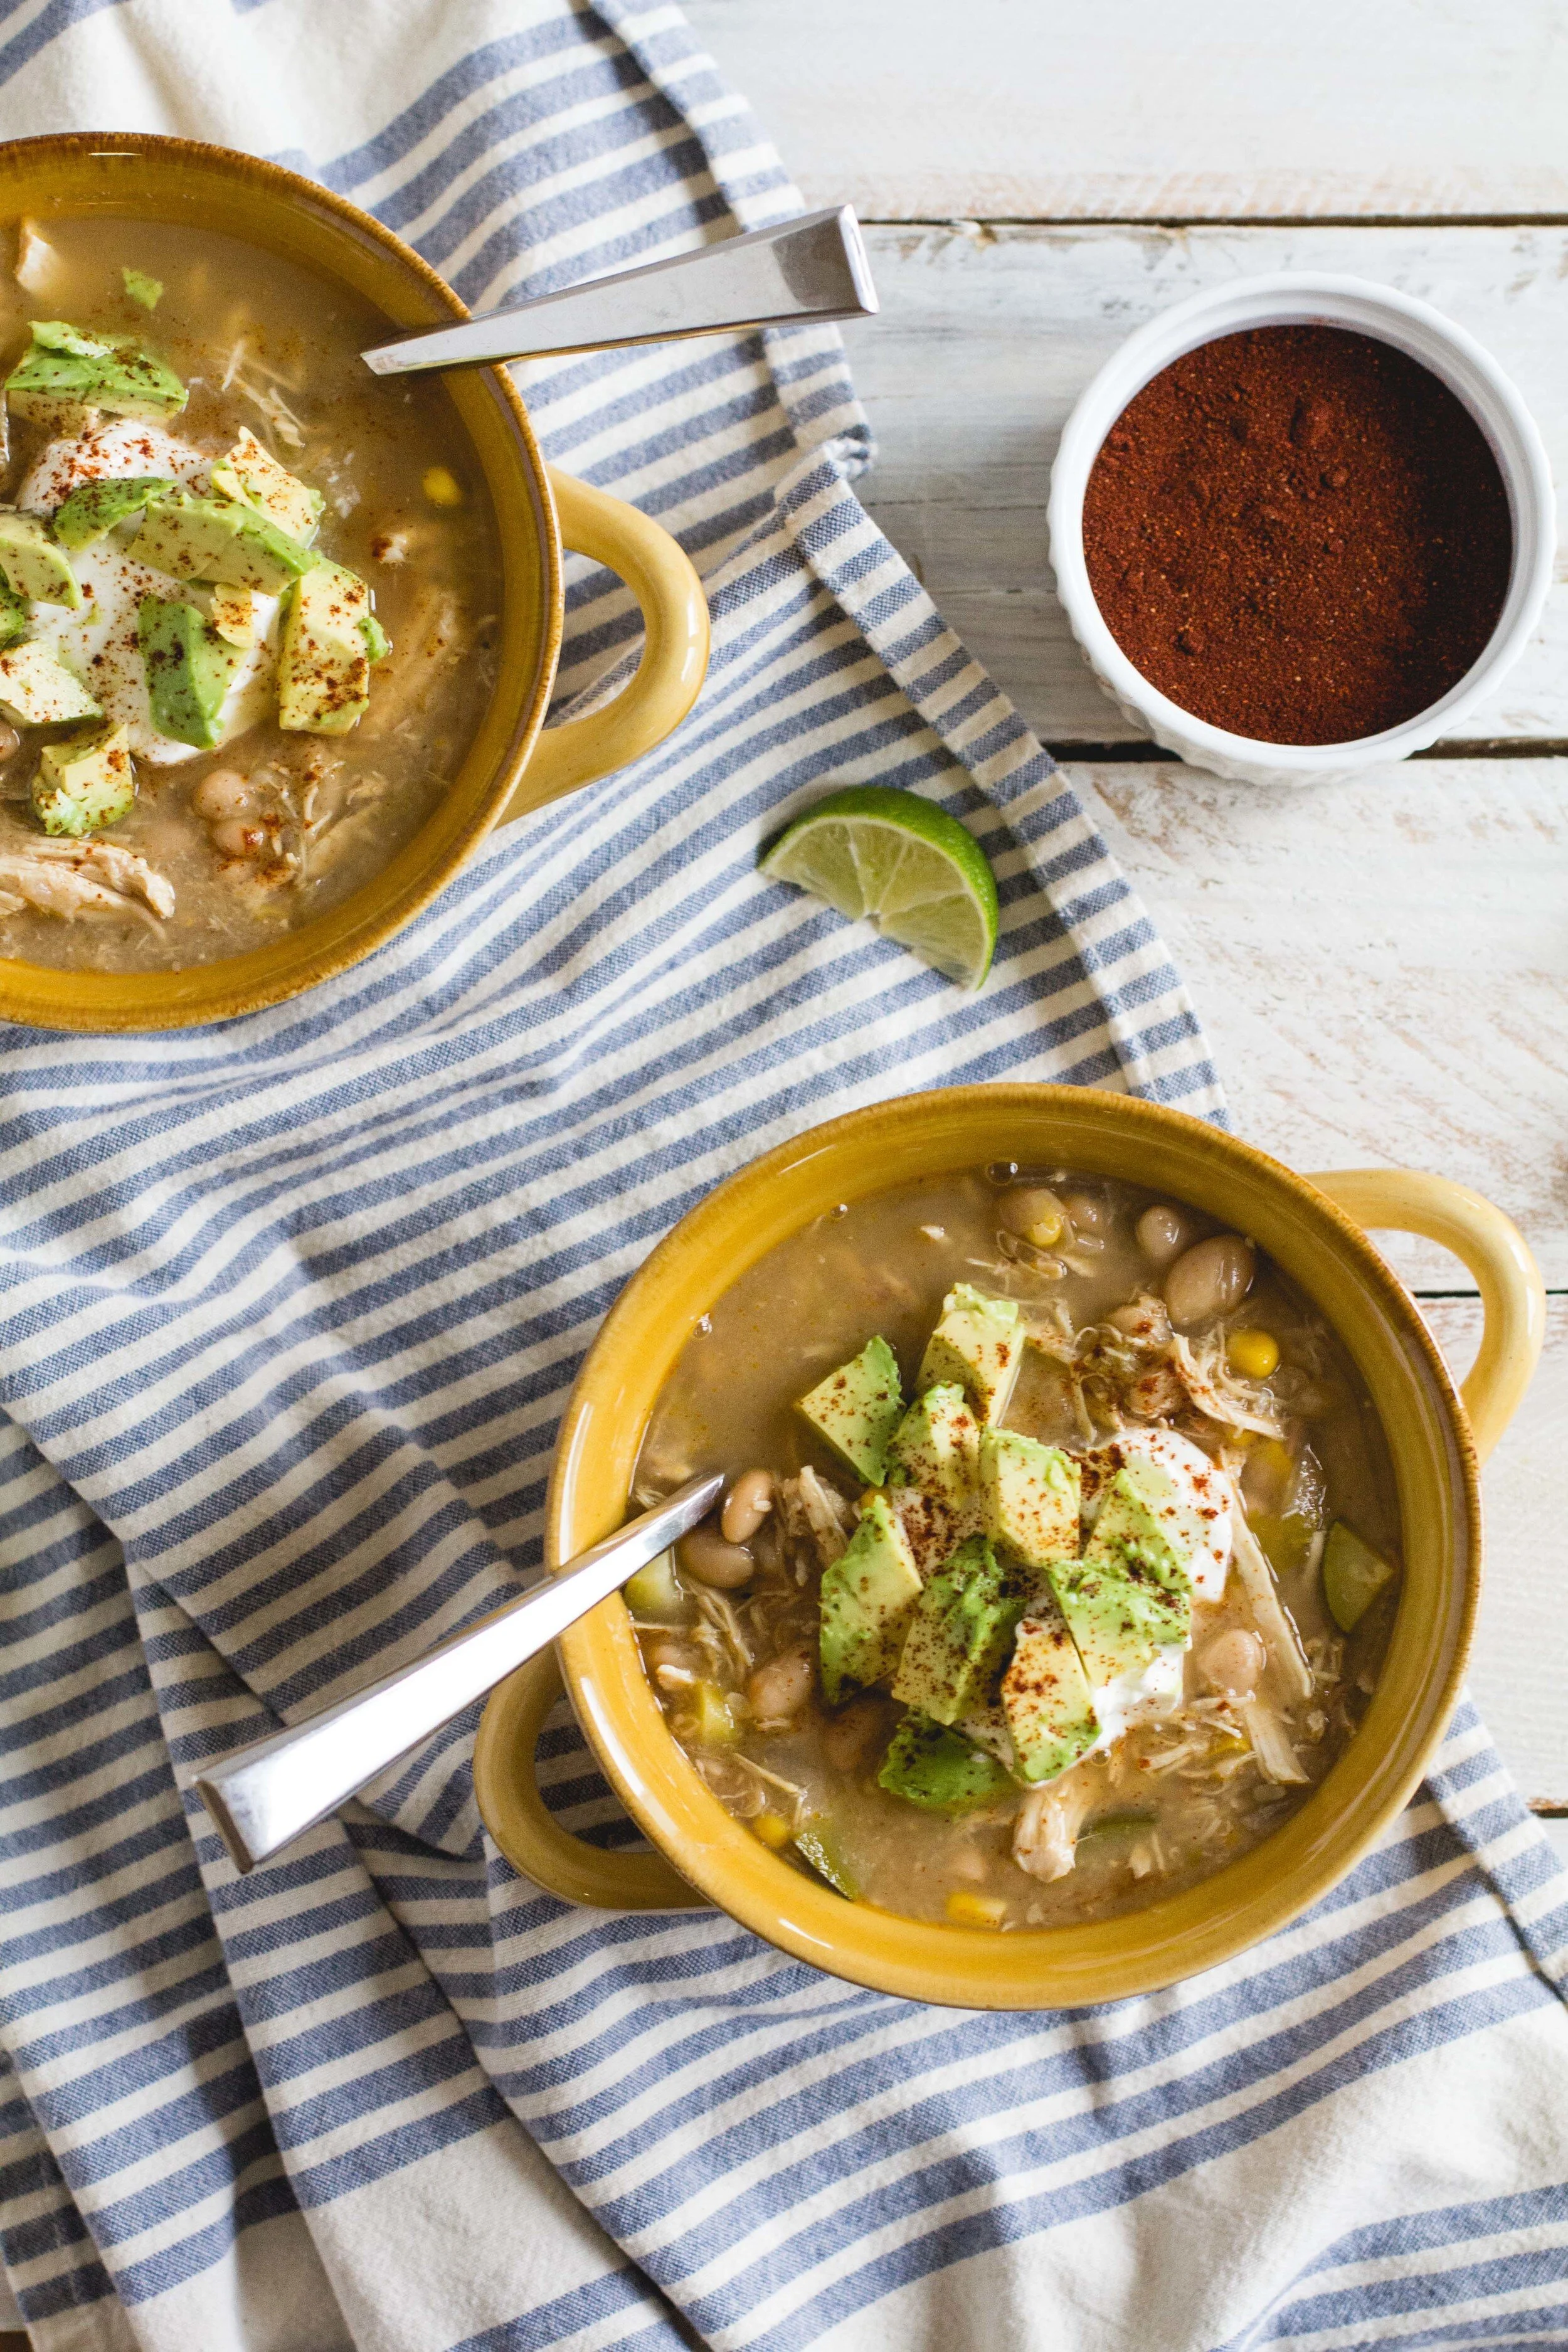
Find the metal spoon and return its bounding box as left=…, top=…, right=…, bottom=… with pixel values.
left=360, top=204, right=877, bottom=376
left=195, top=1471, right=723, bottom=1874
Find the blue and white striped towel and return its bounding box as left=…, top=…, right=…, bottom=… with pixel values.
left=1, top=6, right=1565, bottom=2349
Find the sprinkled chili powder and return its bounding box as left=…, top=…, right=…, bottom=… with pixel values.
left=1081, top=326, right=1513, bottom=744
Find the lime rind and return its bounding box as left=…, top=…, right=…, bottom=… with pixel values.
left=760, top=784, right=999, bottom=989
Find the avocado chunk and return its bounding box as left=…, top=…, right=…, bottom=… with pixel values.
left=793, top=1819, right=860, bottom=1899
left=797, top=1333, right=904, bottom=1485
left=0, top=640, right=100, bottom=726
left=980, top=1428, right=1081, bottom=1565
left=122, top=268, right=163, bottom=312
left=918, top=1283, right=1023, bottom=1424
left=137, top=600, right=246, bottom=751
left=877, top=1714, right=1016, bottom=1814
left=1047, top=1473, right=1194, bottom=1688
left=0, top=511, right=81, bottom=609
left=1002, top=1606, right=1101, bottom=1784
left=1323, top=1519, right=1398, bottom=1633
left=277, top=558, right=381, bottom=735
left=209, top=428, right=324, bottom=544
left=53, top=475, right=174, bottom=551
left=209, top=585, right=263, bottom=649
left=0, top=576, right=27, bottom=648
left=818, top=1491, right=921, bottom=1705
left=5, top=320, right=186, bottom=427
left=891, top=1534, right=1034, bottom=1725
left=31, top=721, right=134, bottom=837
left=885, top=1381, right=978, bottom=1504
left=129, top=492, right=317, bottom=595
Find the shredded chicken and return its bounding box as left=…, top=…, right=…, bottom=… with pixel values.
left=1012, top=1769, right=1098, bottom=1882
left=0, top=840, right=174, bottom=921
left=796, top=1465, right=850, bottom=1567
left=1227, top=1498, right=1315, bottom=1702
left=1170, top=1332, right=1288, bottom=1439
left=15, top=220, right=58, bottom=295
left=1240, top=1698, right=1311, bottom=1785
left=692, top=1586, right=753, bottom=1679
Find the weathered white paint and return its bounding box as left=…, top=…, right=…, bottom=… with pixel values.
left=1423, top=1298, right=1567, bottom=1818
left=1074, top=761, right=1568, bottom=1291
left=684, top=0, right=1568, bottom=220
left=845, top=223, right=1568, bottom=746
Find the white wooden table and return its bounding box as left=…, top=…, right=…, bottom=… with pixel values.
left=691, top=0, right=1567, bottom=1855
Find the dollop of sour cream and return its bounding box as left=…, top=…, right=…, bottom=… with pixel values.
left=16, top=419, right=280, bottom=765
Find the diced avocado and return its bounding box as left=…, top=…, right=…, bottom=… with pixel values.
left=877, top=1714, right=1016, bottom=1814
left=1046, top=1475, right=1194, bottom=1690
left=1046, top=1552, right=1186, bottom=1692
left=623, top=1550, right=687, bottom=1621
left=0, top=511, right=80, bottom=609
left=797, top=1334, right=904, bottom=1485
left=980, top=1428, right=1081, bottom=1566
left=129, top=492, right=317, bottom=595
left=918, top=1283, right=1023, bottom=1424
left=794, top=1819, right=860, bottom=1899
left=0, top=576, right=27, bottom=649
left=885, top=1382, right=978, bottom=1504
left=53, top=475, right=174, bottom=551
left=122, top=268, right=163, bottom=312
left=686, top=1680, right=739, bottom=1745
left=209, top=585, right=263, bottom=649
left=818, top=1491, right=921, bottom=1705
left=891, top=1535, right=1034, bottom=1725
left=0, top=640, right=100, bottom=726
left=361, top=609, right=392, bottom=664
left=31, top=721, right=134, bottom=837
left=277, top=558, right=378, bottom=736
left=209, top=428, right=324, bottom=544
left=1323, top=1519, right=1398, bottom=1633
left=1085, top=1472, right=1195, bottom=1597
left=137, top=600, right=246, bottom=751
left=5, top=319, right=186, bottom=425
left=1002, top=1606, right=1101, bottom=1784
left=955, top=1698, right=1015, bottom=1768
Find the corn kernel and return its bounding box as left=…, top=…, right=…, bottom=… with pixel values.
left=422, top=465, right=463, bottom=507
left=945, top=1890, right=1008, bottom=1929
left=751, top=1811, right=792, bottom=1850
left=1227, top=1327, right=1280, bottom=1380
left=1023, top=1210, right=1064, bottom=1248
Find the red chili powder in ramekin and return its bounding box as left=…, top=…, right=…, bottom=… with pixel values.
left=1081, top=325, right=1513, bottom=744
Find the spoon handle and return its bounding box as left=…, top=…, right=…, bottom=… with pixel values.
left=361, top=206, right=877, bottom=376
left=194, top=1471, right=722, bottom=1874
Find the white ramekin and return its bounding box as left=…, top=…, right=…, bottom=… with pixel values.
left=1047, top=273, right=1556, bottom=788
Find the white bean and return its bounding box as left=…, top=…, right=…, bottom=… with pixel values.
left=0, top=722, right=21, bottom=766
left=677, top=1524, right=755, bottom=1589
left=193, top=768, right=255, bottom=823
left=1062, top=1190, right=1110, bottom=1235
left=746, top=1650, right=815, bottom=1724
left=1200, top=1628, right=1267, bottom=1699
left=1163, top=1234, right=1256, bottom=1329
left=721, top=1468, right=775, bottom=1545
left=1136, top=1202, right=1194, bottom=1266
left=211, top=817, right=270, bottom=861
left=999, top=1185, right=1066, bottom=1246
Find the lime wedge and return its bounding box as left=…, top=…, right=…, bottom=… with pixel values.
left=760, top=784, right=999, bottom=988
left=1322, top=1520, right=1398, bottom=1633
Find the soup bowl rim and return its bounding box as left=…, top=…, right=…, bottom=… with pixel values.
left=484, top=1082, right=1489, bottom=2011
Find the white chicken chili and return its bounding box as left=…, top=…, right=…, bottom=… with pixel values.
left=0, top=215, right=499, bottom=967
left=631, top=1165, right=1401, bottom=1931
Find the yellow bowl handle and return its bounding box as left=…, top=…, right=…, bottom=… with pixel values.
left=473, top=1646, right=706, bottom=1909
left=502, top=467, right=711, bottom=820
left=1308, top=1169, right=1545, bottom=1461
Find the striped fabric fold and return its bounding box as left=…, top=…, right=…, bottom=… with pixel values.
left=0, top=4, right=1564, bottom=2349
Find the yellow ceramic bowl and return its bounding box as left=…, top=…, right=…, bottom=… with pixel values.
left=0, top=134, right=709, bottom=1030
left=475, top=1084, right=1545, bottom=2010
